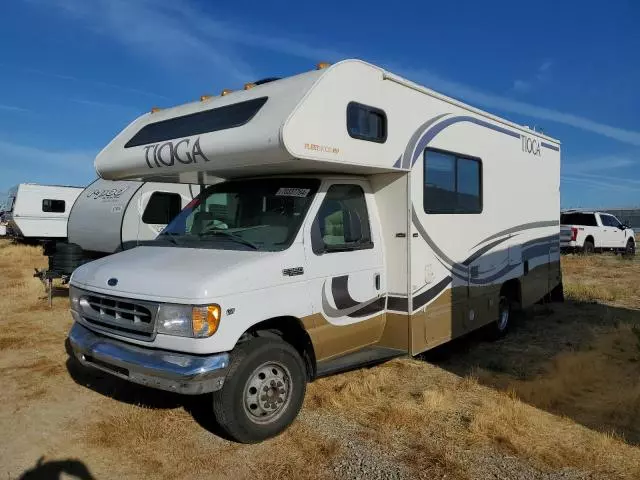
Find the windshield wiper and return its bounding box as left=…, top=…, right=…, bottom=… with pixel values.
left=158, top=232, right=184, bottom=246
left=198, top=230, right=259, bottom=250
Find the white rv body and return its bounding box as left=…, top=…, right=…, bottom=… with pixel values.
left=5, top=184, right=83, bottom=240
left=68, top=60, right=562, bottom=442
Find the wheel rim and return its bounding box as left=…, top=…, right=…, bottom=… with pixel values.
left=497, top=300, right=509, bottom=331
left=243, top=361, right=292, bottom=425
left=627, top=242, right=634, bottom=254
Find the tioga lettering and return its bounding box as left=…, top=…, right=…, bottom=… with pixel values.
left=521, top=135, right=541, bottom=157
left=143, top=137, right=210, bottom=168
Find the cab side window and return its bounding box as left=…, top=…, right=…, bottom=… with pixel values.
left=602, top=215, right=621, bottom=228
left=600, top=215, right=613, bottom=227
left=312, top=184, right=373, bottom=254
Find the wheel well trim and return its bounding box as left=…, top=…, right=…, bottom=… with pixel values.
left=242, top=315, right=318, bottom=380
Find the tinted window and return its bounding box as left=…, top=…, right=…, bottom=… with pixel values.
left=125, top=97, right=268, bottom=148
left=142, top=192, right=182, bottom=224
left=560, top=213, right=597, bottom=227
left=347, top=102, right=387, bottom=143
left=42, top=199, right=65, bottom=213
left=313, top=184, right=373, bottom=254
left=424, top=149, right=482, bottom=214
left=601, top=215, right=621, bottom=228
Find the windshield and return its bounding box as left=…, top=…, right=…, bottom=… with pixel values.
left=157, top=178, right=320, bottom=251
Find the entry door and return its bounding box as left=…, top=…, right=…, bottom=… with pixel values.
left=303, top=181, right=386, bottom=361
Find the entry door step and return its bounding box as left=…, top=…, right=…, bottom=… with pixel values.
left=316, top=346, right=406, bottom=378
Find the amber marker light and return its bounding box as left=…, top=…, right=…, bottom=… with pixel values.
left=192, top=305, right=221, bottom=337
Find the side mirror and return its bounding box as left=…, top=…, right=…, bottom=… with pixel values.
left=619, top=224, right=627, bottom=230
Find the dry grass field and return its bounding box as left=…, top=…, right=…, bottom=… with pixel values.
left=2, top=239, right=640, bottom=479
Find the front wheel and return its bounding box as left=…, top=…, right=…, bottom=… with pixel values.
left=624, top=239, right=635, bottom=256
left=212, top=336, right=307, bottom=443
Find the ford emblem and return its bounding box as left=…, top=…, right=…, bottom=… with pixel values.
left=107, top=278, right=118, bottom=287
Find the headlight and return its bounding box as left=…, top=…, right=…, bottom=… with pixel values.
left=157, top=304, right=221, bottom=338
left=69, top=286, right=81, bottom=311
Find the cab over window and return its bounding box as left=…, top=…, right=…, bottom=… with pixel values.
left=423, top=149, right=482, bottom=214
left=312, top=184, right=373, bottom=254
left=42, top=199, right=65, bottom=213
left=142, top=192, right=182, bottom=224
left=347, top=102, right=387, bottom=143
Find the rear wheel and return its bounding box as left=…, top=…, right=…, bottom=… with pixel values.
left=624, top=239, right=635, bottom=256
left=212, top=336, right=307, bottom=443
left=582, top=239, right=595, bottom=255
left=486, top=295, right=511, bottom=340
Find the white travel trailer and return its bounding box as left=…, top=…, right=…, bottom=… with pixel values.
left=40, top=178, right=199, bottom=287
left=5, top=183, right=83, bottom=240
left=67, top=60, right=562, bottom=443
left=67, top=178, right=199, bottom=255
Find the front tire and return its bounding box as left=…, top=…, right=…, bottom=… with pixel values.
left=624, top=239, right=635, bottom=257
left=212, top=336, right=307, bottom=443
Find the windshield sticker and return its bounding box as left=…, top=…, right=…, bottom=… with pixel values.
left=276, top=188, right=310, bottom=197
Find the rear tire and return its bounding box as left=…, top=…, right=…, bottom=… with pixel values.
left=582, top=240, right=595, bottom=255
left=486, top=295, right=511, bottom=340
left=549, top=282, right=565, bottom=302
left=212, top=336, right=307, bottom=443
left=624, top=239, right=635, bottom=257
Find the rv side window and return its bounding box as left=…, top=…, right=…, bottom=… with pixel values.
left=312, top=184, right=373, bottom=254
left=42, top=199, right=66, bottom=213
left=346, top=102, right=387, bottom=143
left=142, top=192, right=182, bottom=224
left=423, top=149, right=482, bottom=214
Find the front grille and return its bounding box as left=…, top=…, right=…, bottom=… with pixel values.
left=86, top=295, right=152, bottom=323
left=76, top=290, right=159, bottom=341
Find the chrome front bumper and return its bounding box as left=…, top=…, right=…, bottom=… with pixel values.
left=68, top=322, right=229, bottom=395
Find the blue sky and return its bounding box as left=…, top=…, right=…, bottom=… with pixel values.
left=0, top=0, right=638, bottom=208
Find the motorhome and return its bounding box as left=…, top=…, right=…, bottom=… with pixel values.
left=5, top=183, right=83, bottom=241
left=67, top=59, right=562, bottom=443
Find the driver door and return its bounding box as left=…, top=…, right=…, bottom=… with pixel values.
left=303, top=180, right=387, bottom=362
left=600, top=214, right=623, bottom=249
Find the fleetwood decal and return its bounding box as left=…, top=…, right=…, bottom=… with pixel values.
left=304, top=143, right=339, bottom=154
left=143, top=137, right=210, bottom=168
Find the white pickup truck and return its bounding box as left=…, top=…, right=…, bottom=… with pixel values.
left=560, top=211, right=635, bottom=255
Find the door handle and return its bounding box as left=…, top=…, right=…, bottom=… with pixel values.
left=374, top=273, right=380, bottom=291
